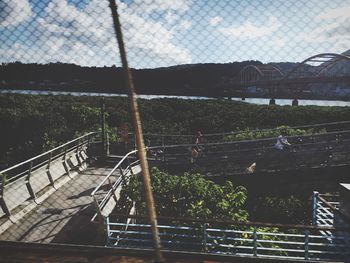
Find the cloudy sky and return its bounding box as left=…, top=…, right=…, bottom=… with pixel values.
left=0, top=0, right=349, bottom=68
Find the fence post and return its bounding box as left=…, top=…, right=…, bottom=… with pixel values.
left=119, top=166, right=125, bottom=178
left=76, top=140, right=82, bottom=166
left=202, top=223, right=208, bottom=252
left=101, top=98, right=106, bottom=157
left=304, top=229, right=310, bottom=260
left=134, top=134, right=137, bottom=150
left=106, top=132, right=110, bottom=156
left=62, top=146, right=71, bottom=177
left=86, top=135, right=92, bottom=164
left=105, top=216, right=111, bottom=246
left=46, top=152, right=55, bottom=188
left=87, top=135, right=91, bottom=149
left=252, top=226, right=258, bottom=256
left=25, top=161, right=37, bottom=201
left=108, top=177, right=118, bottom=202
left=312, top=191, right=319, bottom=226
left=0, top=173, right=11, bottom=217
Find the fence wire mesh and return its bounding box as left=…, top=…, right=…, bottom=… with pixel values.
left=1, top=0, right=350, bottom=261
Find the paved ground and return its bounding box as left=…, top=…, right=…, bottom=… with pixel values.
left=0, top=241, right=269, bottom=263
left=0, top=165, right=112, bottom=245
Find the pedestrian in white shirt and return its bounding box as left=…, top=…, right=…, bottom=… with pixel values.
left=274, top=131, right=291, bottom=150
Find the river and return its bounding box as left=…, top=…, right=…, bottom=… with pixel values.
left=1, top=89, right=349, bottom=107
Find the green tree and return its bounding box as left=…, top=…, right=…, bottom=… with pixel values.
left=119, top=167, right=248, bottom=221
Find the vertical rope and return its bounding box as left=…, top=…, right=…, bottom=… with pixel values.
left=107, top=0, right=163, bottom=262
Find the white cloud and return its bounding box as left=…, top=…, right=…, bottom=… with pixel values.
left=177, top=20, right=192, bottom=31
left=218, top=16, right=280, bottom=39
left=119, top=7, right=191, bottom=65
left=165, top=11, right=178, bottom=24
left=130, top=0, right=189, bottom=14
left=209, top=16, right=222, bottom=26
left=1, top=0, right=192, bottom=67
left=0, top=0, right=33, bottom=27
left=274, top=38, right=286, bottom=47
left=302, top=5, right=350, bottom=51
left=316, top=5, right=350, bottom=20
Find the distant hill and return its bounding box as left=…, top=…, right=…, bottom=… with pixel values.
left=1, top=54, right=348, bottom=98
left=0, top=61, right=261, bottom=96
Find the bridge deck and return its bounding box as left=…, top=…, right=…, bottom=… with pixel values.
left=0, top=165, right=112, bottom=244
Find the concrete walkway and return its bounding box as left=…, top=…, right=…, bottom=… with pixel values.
left=0, top=165, right=112, bottom=245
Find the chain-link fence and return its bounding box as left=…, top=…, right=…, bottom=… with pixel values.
left=1, top=0, right=350, bottom=261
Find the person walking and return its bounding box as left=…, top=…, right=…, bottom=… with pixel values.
left=274, top=130, right=291, bottom=151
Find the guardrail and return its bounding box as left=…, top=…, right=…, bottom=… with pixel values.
left=91, top=150, right=141, bottom=219
left=0, top=132, right=98, bottom=220
left=312, top=192, right=340, bottom=228
left=106, top=214, right=350, bottom=261
left=144, top=129, right=350, bottom=174
left=127, top=120, right=350, bottom=146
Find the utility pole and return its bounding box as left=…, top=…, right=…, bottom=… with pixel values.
left=108, top=1, right=164, bottom=262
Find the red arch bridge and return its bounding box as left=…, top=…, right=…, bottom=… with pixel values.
left=222, top=53, right=350, bottom=103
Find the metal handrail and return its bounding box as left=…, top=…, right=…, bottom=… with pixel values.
left=0, top=132, right=97, bottom=175
left=91, top=149, right=137, bottom=197
left=145, top=129, right=350, bottom=150
left=90, top=149, right=142, bottom=218
left=109, top=213, right=350, bottom=231
left=139, top=120, right=350, bottom=138
left=0, top=132, right=98, bottom=218
left=106, top=214, right=350, bottom=261
left=314, top=194, right=350, bottom=226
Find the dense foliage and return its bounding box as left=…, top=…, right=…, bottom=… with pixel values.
left=0, top=95, right=103, bottom=168
left=1, top=93, right=350, bottom=168
left=223, top=125, right=326, bottom=141
left=249, top=196, right=310, bottom=224
left=120, top=167, right=248, bottom=221
left=1, top=93, right=345, bottom=224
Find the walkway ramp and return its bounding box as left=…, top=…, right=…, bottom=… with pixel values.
left=0, top=133, right=116, bottom=244
left=0, top=166, right=112, bottom=244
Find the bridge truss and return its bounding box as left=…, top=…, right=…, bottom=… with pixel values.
left=226, top=53, right=350, bottom=102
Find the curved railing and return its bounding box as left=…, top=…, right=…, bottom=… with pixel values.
left=91, top=150, right=141, bottom=218
left=0, top=132, right=99, bottom=219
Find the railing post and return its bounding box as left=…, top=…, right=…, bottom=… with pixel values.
left=101, top=98, right=106, bottom=157
left=312, top=191, right=319, bottom=226
left=134, top=134, right=137, bottom=150
left=304, top=229, right=310, bottom=260
left=252, top=226, right=258, bottom=256
left=106, top=132, right=110, bottom=156
left=76, top=140, right=82, bottom=166
left=119, top=166, right=125, bottom=178
left=202, top=223, right=208, bottom=252
left=62, top=146, right=71, bottom=177
left=93, top=195, right=103, bottom=218
left=108, top=177, right=118, bottom=202
left=25, top=161, right=37, bottom=201
left=105, top=216, right=111, bottom=246
left=87, top=135, right=91, bottom=149
left=85, top=135, right=91, bottom=164
left=0, top=173, right=11, bottom=217
left=46, top=152, right=55, bottom=188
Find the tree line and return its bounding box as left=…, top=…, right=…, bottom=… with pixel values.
left=0, top=61, right=263, bottom=96
left=1, top=93, right=350, bottom=169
